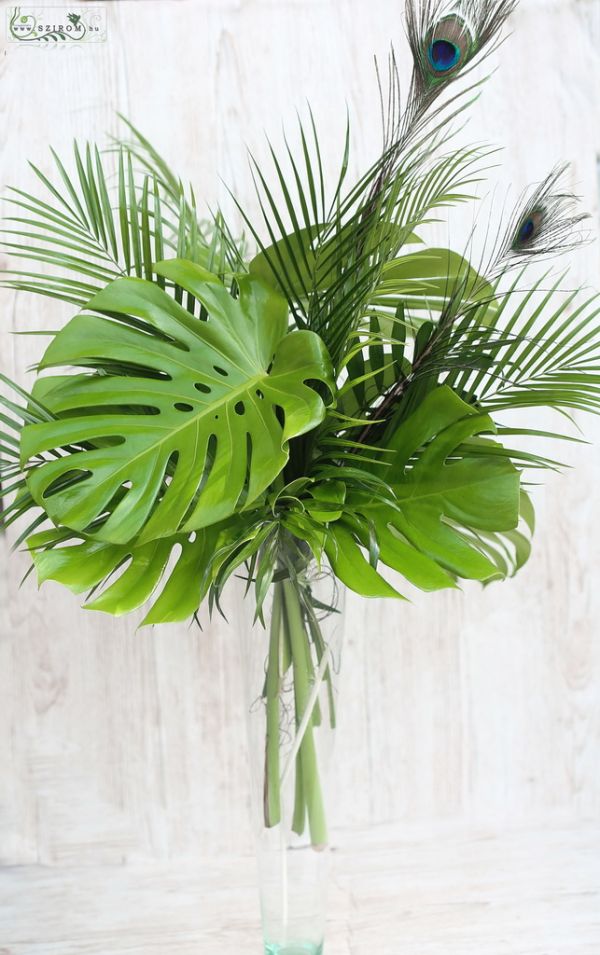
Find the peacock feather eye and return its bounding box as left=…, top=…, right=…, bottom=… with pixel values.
left=425, top=15, right=473, bottom=79
left=407, top=0, right=517, bottom=105
left=513, top=209, right=544, bottom=249
left=428, top=38, right=461, bottom=72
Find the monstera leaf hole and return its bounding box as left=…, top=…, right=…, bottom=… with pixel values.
left=237, top=434, right=255, bottom=509
left=114, top=406, right=161, bottom=416
left=179, top=437, right=216, bottom=525
left=93, top=539, right=186, bottom=614
left=42, top=468, right=92, bottom=500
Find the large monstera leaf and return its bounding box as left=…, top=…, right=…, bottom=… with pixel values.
left=20, top=260, right=334, bottom=544
left=27, top=522, right=229, bottom=626
left=325, top=386, right=525, bottom=597
left=373, top=248, right=497, bottom=315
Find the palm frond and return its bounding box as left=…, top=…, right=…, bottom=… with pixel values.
left=111, top=115, right=245, bottom=276
left=438, top=273, right=600, bottom=416
left=0, top=373, right=55, bottom=539
left=1, top=141, right=213, bottom=307
left=238, top=104, right=493, bottom=371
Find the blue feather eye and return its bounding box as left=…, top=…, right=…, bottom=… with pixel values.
left=407, top=1, right=517, bottom=101
left=513, top=209, right=543, bottom=249
left=428, top=39, right=461, bottom=72
left=424, top=15, right=473, bottom=81
left=518, top=218, right=535, bottom=243
left=504, top=165, right=589, bottom=262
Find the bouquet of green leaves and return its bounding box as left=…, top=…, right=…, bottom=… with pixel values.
left=1, top=0, right=598, bottom=847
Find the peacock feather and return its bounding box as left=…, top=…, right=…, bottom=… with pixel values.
left=407, top=0, right=517, bottom=103
left=504, top=164, right=589, bottom=261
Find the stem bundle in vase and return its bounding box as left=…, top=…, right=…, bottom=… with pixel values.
left=1, top=1, right=598, bottom=952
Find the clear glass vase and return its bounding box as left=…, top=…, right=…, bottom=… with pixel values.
left=239, top=545, right=344, bottom=955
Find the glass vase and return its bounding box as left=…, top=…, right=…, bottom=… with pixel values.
left=239, top=546, right=345, bottom=955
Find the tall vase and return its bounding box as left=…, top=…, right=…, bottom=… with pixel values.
left=239, top=545, right=345, bottom=955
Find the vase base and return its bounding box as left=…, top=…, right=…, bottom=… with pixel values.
left=265, top=944, right=323, bottom=955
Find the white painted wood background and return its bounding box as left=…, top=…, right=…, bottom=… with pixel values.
left=0, top=0, right=599, bottom=916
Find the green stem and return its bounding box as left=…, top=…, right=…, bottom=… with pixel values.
left=282, top=579, right=328, bottom=848
left=305, top=601, right=336, bottom=730
left=292, top=744, right=306, bottom=836
left=264, top=582, right=282, bottom=828
left=303, top=623, right=322, bottom=728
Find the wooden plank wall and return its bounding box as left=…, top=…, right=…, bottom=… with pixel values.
left=0, top=0, right=599, bottom=866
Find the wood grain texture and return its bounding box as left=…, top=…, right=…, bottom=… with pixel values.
left=0, top=0, right=599, bottom=876
left=1, top=823, right=599, bottom=953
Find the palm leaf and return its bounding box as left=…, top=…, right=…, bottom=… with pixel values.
left=111, top=115, right=245, bottom=275
left=1, top=141, right=213, bottom=307
left=435, top=273, right=600, bottom=416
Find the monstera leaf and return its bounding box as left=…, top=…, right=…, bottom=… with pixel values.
left=325, top=386, right=525, bottom=597
left=27, top=520, right=232, bottom=626
left=375, top=248, right=496, bottom=313
left=26, top=505, right=280, bottom=626
left=20, top=260, right=334, bottom=545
